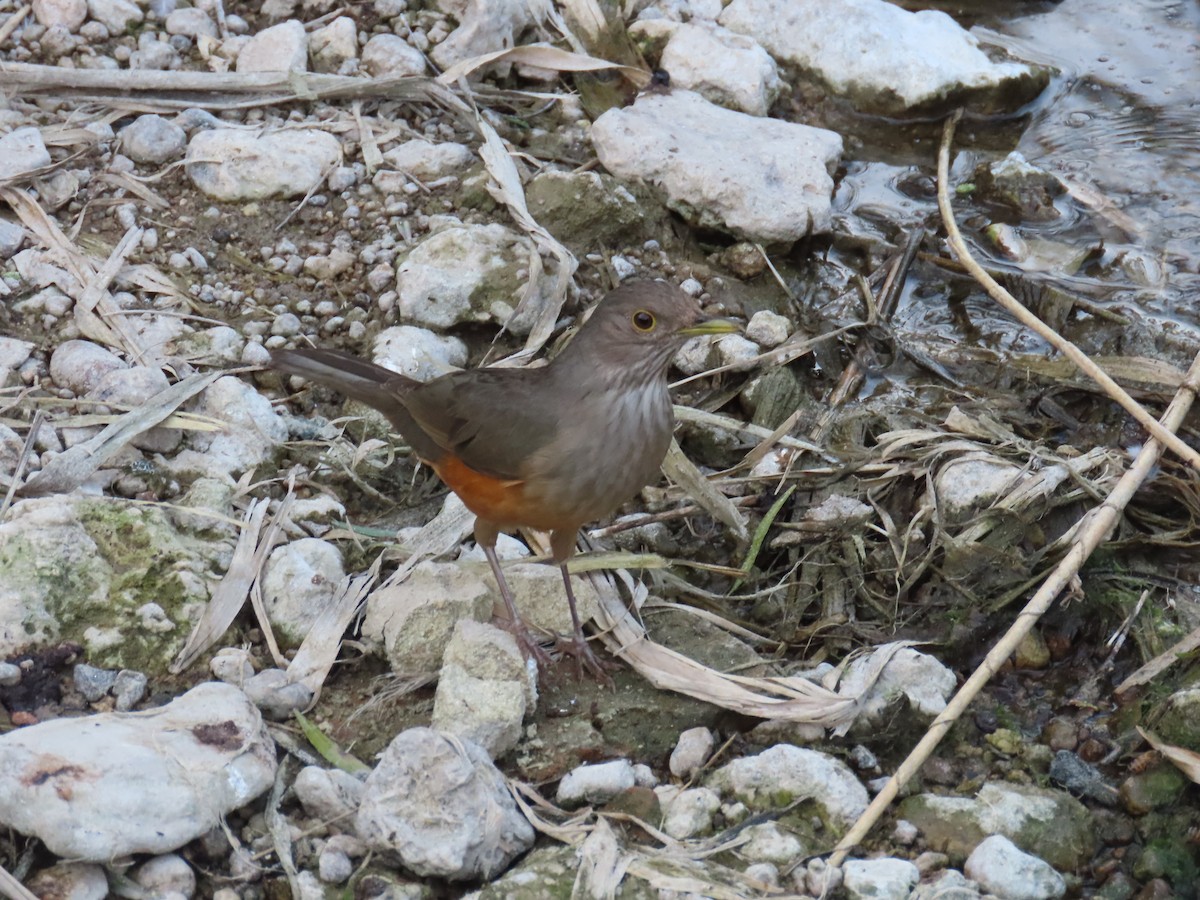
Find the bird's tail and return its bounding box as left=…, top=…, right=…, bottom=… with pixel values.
left=270, top=348, right=416, bottom=423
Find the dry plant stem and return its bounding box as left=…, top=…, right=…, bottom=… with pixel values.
left=937, top=110, right=1200, bottom=473
left=1114, top=619, right=1200, bottom=697
left=0, top=5, right=30, bottom=46
left=829, top=346, right=1200, bottom=867
left=0, top=864, right=38, bottom=900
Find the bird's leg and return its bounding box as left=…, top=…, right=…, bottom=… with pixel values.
left=477, top=521, right=551, bottom=669
left=552, top=530, right=617, bottom=683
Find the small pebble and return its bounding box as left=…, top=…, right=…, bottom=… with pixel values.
left=0, top=662, right=21, bottom=687
left=74, top=663, right=117, bottom=701
left=113, top=669, right=148, bottom=711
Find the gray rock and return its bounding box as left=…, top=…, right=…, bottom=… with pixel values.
left=657, top=22, right=782, bottom=116
left=294, top=765, right=365, bottom=822
left=742, top=822, right=805, bottom=864
left=0, top=127, right=51, bottom=180
left=0, top=663, right=20, bottom=687
left=381, top=139, right=474, bottom=181
left=50, top=339, right=127, bottom=395
left=0, top=217, right=26, bottom=258
left=911, top=869, right=982, bottom=900
left=235, top=19, right=308, bottom=73
left=0, top=336, right=34, bottom=370
left=134, top=854, right=196, bottom=899
left=113, top=669, right=148, bottom=711
left=120, top=114, right=187, bottom=164
left=556, top=759, right=636, bottom=806
left=189, top=375, right=288, bottom=475
left=311, top=16, right=358, bottom=72
left=660, top=785, right=720, bottom=838
left=242, top=668, right=314, bottom=718
left=130, top=33, right=180, bottom=70
left=592, top=90, right=841, bottom=243
left=372, top=324, right=467, bottom=382
left=361, top=560, right=493, bottom=673
left=27, top=863, right=108, bottom=900
left=669, top=726, right=714, bottom=778
left=0, top=682, right=276, bottom=860
left=362, top=33, right=426, bottom=77
left=745, top=310, right=791, bottom=348
left=209, top=647, right=255, bottom=686
left=89, top=364, right=169, bottom=408
left=165, top=7, right=216, bottom=39
left=707, top=744, right=869, bottom=827
left=838, top=646, right=956, bottom=726
left=356, top=727, right=535, bottom=880
left=430, top=0, right=535, bottom=70
left=395, top=223, right=530, bottom=330
left=318, top=845, right=354, bottom=883
left=262, top=538, right=345, bottom=645
left=186, top=129, right=341, bottom=200
left=719, top=0, right=1044, bottom=115
left=843, top=857, right=921, bottom=900
left=74, top=662, right=118, bottom=701
left=86, top=0, right=143, bottom=33
left=965, top=835, right=1065, bottom=900
left=33, top=0, right=88, bottom=30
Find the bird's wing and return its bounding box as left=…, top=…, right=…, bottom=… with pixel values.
left=402, top=368, right=563, bottom=482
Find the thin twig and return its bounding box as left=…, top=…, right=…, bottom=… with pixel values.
left=829, top=289, right=1200, bottom=867
left=0, top=5, right=30, bottom=47
left=936, top=109, right=1200, bottom=473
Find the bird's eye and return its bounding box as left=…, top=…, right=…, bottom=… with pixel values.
left=632, top=310, right=656, bottom=332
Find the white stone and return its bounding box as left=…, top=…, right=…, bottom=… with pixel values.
left=431, top=621, right=531, bottom=758
left=719, top=0, right=1039, bottom=115
left=843, top=857, right=921, bottom=900
left=294, top=765, right=365, bottom=822
left=242, top=668, right=314, bottom=719
left=362, top=33, right=427, bottom=77
left=0, top=336, right=35, bottom=370
left=190, top=375, right=288, bottom=475
left=120, top=113, right=188, bottom=164
left=262, top=538, right=346, bottom=645
left=236, top=19, right=308, bottom=73
left=135, top=854, right=197, bottom=899
left=362, top=560, right=494, bottom=673
left=935, top=456, right=1022, bottom=518
left=556, top=759, right=636, bottom=806
left=0, top=217, right=26, bottom=258
left=708, top=744, right=868, bottom=826
left=381, top=139, right=475, bottom=181
left=661, top=786, right=720, bottom=839
left=356, top=727, right=534, bottom=880
left=311, top=16, right=358, bottom=72
left=965, top=835, right=1065, bottom=900
left=89, top=364, right=170, bottom=407
left=395, top=224, right=530, bottom=330
left=659, top=23, right=782, bottom=116
left=210, top=647, right=255, bottom=686
left=49, top=339, right=126, bottom=396
left=745, top=310, right=791, bottom=347
left=838, top=646, right=955, bottom=723
left=669, top=726, right=714, bottom=778
left=0, top=683, right=275, bottom=860
left=716, top=333, right=760, bottom=367
left=186, top=129, right=342, bottom=201
left=373, top=324, right=467, bottom=382
left=33, top=0, right=87, bottom=30
left=86, top=0, right=142, bottom=33
left=741, top=822, right=805, bottom=864
left=165, top=7, right=217, bottom=38
left=430, top=0, right=535, bottom=70
left=673, top=334, right=719, bottom=375
left=592, top=90, right=842, bottom=243
left=27, top=863, right=108, bottom=900
left=0, top=127, right=51, bottom=180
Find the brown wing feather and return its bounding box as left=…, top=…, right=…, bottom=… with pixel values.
left=403, top=368, right=564, bottom=482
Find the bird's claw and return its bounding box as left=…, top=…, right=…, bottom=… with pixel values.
left=555, top=633, right=618, bottom=687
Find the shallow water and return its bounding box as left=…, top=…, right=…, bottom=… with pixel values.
left=832, top=0, right=1200, bottom=345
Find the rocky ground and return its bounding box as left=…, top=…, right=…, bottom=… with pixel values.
left=1, top=0, right=1199, bottom=897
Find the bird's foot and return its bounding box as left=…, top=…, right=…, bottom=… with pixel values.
left=554, top=632, right=618, bottom=687
left=500, top=618, right=553, bottom=670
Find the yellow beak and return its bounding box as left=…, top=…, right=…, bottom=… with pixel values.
left=678, top=318, right=741, bottom=337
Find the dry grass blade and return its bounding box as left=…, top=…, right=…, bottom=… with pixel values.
left=673, top=405, right=826, bottom=457
left=0, top=864, right=38, bottom=900
left=589, top=568, right=856, bottom=725
left=662, top=439, right=749, bottom=543
left=1139, top=729, right=1200, bottom=784
left=475, top=116, right=576, bottom=356
left=937, top=110, right=1200, bottom=473
left=0, top=61, right=472, bottom=115
left=17, top=371, right=222, bottom=497
left=437, top=44, right=648, bottom=86
left=1115, top=621, right=1200, bottom=697
left=287, top=562, right=381, bottom=696
left=828, top=339, right=1200, bottom=865
left=170, top=496, right=271, bottom=673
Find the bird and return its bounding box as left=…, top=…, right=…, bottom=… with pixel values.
left=271, top=280, right=738, bottom=678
